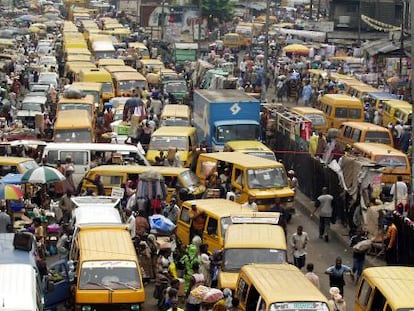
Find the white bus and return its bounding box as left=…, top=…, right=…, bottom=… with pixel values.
left=42, top=142, right=149, bottom=186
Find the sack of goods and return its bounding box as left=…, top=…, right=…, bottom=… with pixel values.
left=63, top=87, right=85, bottom=99
left=352, top=239, right=372, bottom=252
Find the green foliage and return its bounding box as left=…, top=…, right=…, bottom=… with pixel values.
left=192, top=0, right=234, bottom=23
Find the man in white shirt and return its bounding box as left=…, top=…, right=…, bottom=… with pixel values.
left=312, top=187, right=333, bottom=242
left=390, top=175, right=408, bottom=203
left=291, top=225, right=309, bottom=269
left=125, top=209, right=136, bottom=239
left=242, top=196, right=258, bottom=212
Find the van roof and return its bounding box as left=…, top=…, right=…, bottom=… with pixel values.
left=44, top=142, right=139, bottom=153
left=71, top=82, right=103, bottom=91
left=198, top=152, right=283, bottom=168
left=225, top=140, right=272, bottom=152
left=240, top=264, right=329, bottom=304
left=290, top=106, right=325, bottom=114
left=225, top=224, right=286, bottom=249
left=73, top=205, right=122, bottom=226
left=352, top=142, right=407, bottom=156
left=58, top=94, right=95, bottom=104
left=340, top=121, right=390, bottom=131
left=0, top=264, right=37, bottom=311
left=80, top=68, right=112, bottom=80
left=362, top=267, right=414, bottom=309
left=366, top=92, right=397, bottom=100
left=182, top=199, right=252, bottom=217
left=98, top=58, right=125, bottom=66
left=152, top=126, right=196, bottom=136
left=321, top=94, right=362, bottom=105
left=111, top=71, right=146, bottom=80
left=88, top=164, right=189, bottom=175
left=78, top=226, right=136, bottom=261
left=348, top=84, right=379, bottom=92
left=161, top=104, right=190, bottom=116
left=105, top=65, right=136, bottom=73
left=0, top=156, right=37, bottom=164
left=55, top=109, right=91, bottom=128
left=0, top=233, right=37, bottom=266
left=382, top=99, right=412, bottom=108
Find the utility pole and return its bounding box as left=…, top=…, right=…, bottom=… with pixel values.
left=261, top=0, right=270, bottom=102
left=310, top=0, right=313, bottom=20
left=399, top=0, right=406, bottom=77
left=357, top=0, right=361, bottom=45
left=160, top=0, right=165, bottom=41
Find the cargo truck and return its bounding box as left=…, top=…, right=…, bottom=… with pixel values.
left=192, top=89, right=261, bottom=151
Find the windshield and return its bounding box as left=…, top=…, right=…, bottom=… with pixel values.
left=247, top=167, right=288, bottom=189
left=149, top=136, right=188, bottom=151
left=179, top=170, right=201, bottom=188
left=102, top=82, right=113, bottom=93
left=246, top=152, right=276, bottom=161
left=39, top=58, right=56, bottom=65
left=223, top=248, right=286, bottom=271
left=161, top=118, right=190, bottom=127
left=364, top=132, right=391, bottom=145
left=54, top=129, right=92, bottom=143
left=21, top=103, right=42, bottom=111
left=164, top=81, right=187, bottom=94
left=79, top=261, right=141, bottom=290
left=305, top=113, right=326, bottom=126
left=59, top=104, right=92, bottom=115
left=118, top=80, right=146, bottom=91
left=20, top=160, right=39, bottom=172
left=375, top=155, right=407, bottom=169
left=95, top=51, right=116, bottom=59
left=270, top=302, right=330, bottom=311
left=81, top=91, right=99, bottom=105
left=215, top=124, right=260, bottom=143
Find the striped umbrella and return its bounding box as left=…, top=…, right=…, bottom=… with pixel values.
left=0, top=183, right=23, bottom=200
left=21, top=166, right=66, bottom=184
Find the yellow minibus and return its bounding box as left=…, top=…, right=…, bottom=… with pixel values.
left=79, top=68, right=114, bottom=100
left=223, top=140, right=276, bottom=161
left=290, top=106, right=328, bottom=133
left=319, top=94, right=363, bottom=128
left=128, top=42, right=150, bottom=60
left=160, top=104, right=191, bottom=127
left=355, top=266, right=414, bottom=311
left=97, top=58, right=125, bottom=68
left=111, top=71, right=148, bottom=97
left=196, top=152, right=294, bottom=212
left=70, top=225, right=145, bottom=310
left=57, top=94, right=95, bottom=125
left=236, top=264, right=330, bottom=311
left=381, top=99, right=412, bottom=126
left=347, top=84, right=380, bottom=100
left=54, top=109, right=94, bottom=143
left=71, top=82, right=103, bottom=110
left=0, top=156, right=38, bottom=176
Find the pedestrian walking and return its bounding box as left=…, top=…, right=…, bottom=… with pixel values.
left=242, top=196, right=258, bottom=212
left=385, top=216, right=398, bottom=265
left=325, top=257, right=354, bottom=295
left=186, top=263, right=205, bottom=311
left=312, top=187, right=333, bottom=242
left=0, top=205, right=11, bottom=233
left=304, top=263, right=320, bottom=289
left=291, top=225, right=309, bottom=269
left=349, top=228, right=367, bottom=279
left=328, top=287, right=347, bottom=311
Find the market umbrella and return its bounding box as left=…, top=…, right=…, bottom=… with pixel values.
left=1, top=173, right=23, bottom=185
left=28, top=26, right=41, bottom=33
left=21, top=166, right=65, bottom=184
left=19, top=15, right=37, bottom=22
left=0, top=183, right=23, bottom=200
left=283, top=44, right=310, bottom=55
left=387, top=76, right=400, bottom=84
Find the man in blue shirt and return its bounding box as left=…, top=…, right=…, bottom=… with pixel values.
left=325, top=256, right=354, bottom=295
left=301, top=81, right=313, bottom=106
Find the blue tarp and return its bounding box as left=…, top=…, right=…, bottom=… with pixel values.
left=1, top=173, right=23, bottom=184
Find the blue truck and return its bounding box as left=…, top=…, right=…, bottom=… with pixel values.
left=192, top=89, right=261, bottom=151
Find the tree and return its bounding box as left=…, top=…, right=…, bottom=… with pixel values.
left=192, top=0, right=234, bottom=30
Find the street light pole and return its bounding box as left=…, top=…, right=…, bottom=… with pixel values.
left=410, top=0, right=414, bottom=219
left=161, top=0, right=165, bottom=41
left=399, top=0, right=406, bottom=77
left=261, top=0, right=270, bottom=102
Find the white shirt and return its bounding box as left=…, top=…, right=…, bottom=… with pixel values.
left=242, top=201, right=258, bottom=212
left=291, top=231, right=309, bottom=258
left=127, top=214, right=136, bottom=238
left=390, top=181, right=408, bottom=201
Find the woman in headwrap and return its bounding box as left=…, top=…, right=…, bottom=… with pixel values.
left=147, top=234, right=158, bottom=279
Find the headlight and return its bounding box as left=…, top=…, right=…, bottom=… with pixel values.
left=130, top=304, right=140, bottom=310
left=81, top=306, right=91, bottom=311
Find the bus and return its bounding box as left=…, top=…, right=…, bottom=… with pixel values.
left=57, top=94, right=95, bottom=124
left=79, top=68, right=114, bottom=100
left=91, top=41, right=116, bottom=60
left=70, top=82, right=103, bottom=111
left=111, top=71, right=148, bottom=97
left=54, top=109, right=94, bottom=143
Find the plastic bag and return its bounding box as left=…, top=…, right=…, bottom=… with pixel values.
left=149, top=214, right=176, bottom=232
left=352, top=239, right=372, bottom=253
left=63, top=87, right=84, bottom=99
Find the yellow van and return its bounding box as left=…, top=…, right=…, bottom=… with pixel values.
left=347, top=84, right=380, bottom=100
left=223, top=140, right=276, bottom=161
left=54, top=109, right=94, bottom=143
left=79, top=68, right=114, bottom=100
left=176, top=199, right=253, bottom=252
left=290, top=106, right=328, bottom=133
left=381, top=99, right=412, bottom=127
left=319, top=94, right=364, bottom=129
left=218, top=224, right=286, bottom=290
left=128, top=42, right=150, bottom=59
left=0, top=156, right=38, bottom=176
left=160, top=104, right=191, bottom=127
left=146, top=126, right=197, bottom=167
left=355, top=266, right=414, bottom=311
left=223, top=33, right=241, bottom=49
left=236, top=264, right=330, bottom=311
left=64, top=62, right=96, bottom=80
left=71, top=82, right=103, bottom=110
left=80, top=165, right=205, bottom=202
left=196, top=152, right=294, bottom=212
left=97, top=59, right=125, bottom=68
left=70, top=225, right=145, bottom=310
left=308, top=69, right=328, bottom=88
left=350, top=142, right=411, bottom=187
left=139, top=59, right=165, bottom=76
left=337, top=122, right=393, bottom=150
left=111, top=72, right=148, bottom=97
left=57, top=95, right=95, bottom=125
